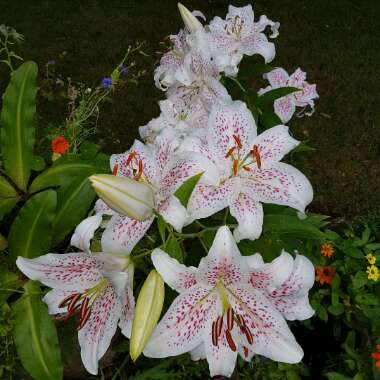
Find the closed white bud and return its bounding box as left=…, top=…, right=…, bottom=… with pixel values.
left=177, top=3, right=204, bottom=33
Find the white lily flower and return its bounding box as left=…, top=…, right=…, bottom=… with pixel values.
left=184, top=100, right=313, bottom=241
left=258, top=67, right=319, bottom=123
left=89, top=174, right=155, bottom=221
left=144, top=226, right=309, bottom=377
left=208, top=5, right=280, bottom=76
left=85, top=138, right=219, bottom=254
left=16, top=249, right=135, bottom=375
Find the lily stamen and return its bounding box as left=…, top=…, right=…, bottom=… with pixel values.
left=225, top=146, right=236, bottom=159
left=225, top=329, right=237, bottom=352
left=233, top=159, right=239, bottom=176
left=112, top=163, right=118, bottom=176
left=251, top=144, right=261, bottom=169
left=134, top=160, right=143, bottom=180
left=227, top=308, right=234, bottom=330
left=233, top=134, right=242, bottom=149
left=126, top=151, right=137, bottom=166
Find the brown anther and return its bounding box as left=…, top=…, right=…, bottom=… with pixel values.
left=243, top=346, right=249, bottom=358
left=225, top=146, right=235, bottom=159
left=58, top=293, right=77, bottom=309
left=76, top=307, right=91, bottom=331
left=225, top=330, right=237, bottom=352
left=236, top=314, right=246, bottom=329
left=126, top=151, right=137, bottom=166
left=242, top=325, right=253, bottom=345
left=233, top=134, right=242, bottom=149
left=79, top=297, right=90, bottom=320
left=134, top=160, right=143, bottom=180
left=233, top=160, right=239, bottom=176
left=242, top=165, right=251, bottom=172
left=67, top=293, right=81, bottom=313
left=112, top=163, right=118, bottom=176
left=212, top=321, right=218, bottom=346
left=227, top=308, right=234, bottom=331
left=252, top=145, right=261, bottom=170
left=216, top=316, right=223, bottom=339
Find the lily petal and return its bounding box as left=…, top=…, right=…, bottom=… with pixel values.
left=230, top=192, right=263, bottom=242
left=264, top=68, right=290, bottom=88
left=16, top=253, right=102, bottom=291
left=43, top=288, right=71, bottom=314
left=118, top=285, right=135, bottom=338
left=101, top=214, right=154, bottom=254
left=158, top=195, right=189, bottom=232
left=151, top=248, right=198, bottom=292
left=274, top=97, right=296, bottom=124
left=71, top=215, right=102, bottom=253
left=78, top=283, right=122, bottom=375
left=190, top=344, right=206, bottom=361
left=144, top=287, right=217, bottom=358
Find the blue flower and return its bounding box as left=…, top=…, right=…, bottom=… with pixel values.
left=102, top=77, right=112, bottom=89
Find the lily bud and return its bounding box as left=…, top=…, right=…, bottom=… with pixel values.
left=178, top=3, right=204, bottom=32
left=89, top=174, right=154, bottom=221
left=130, top=270, right=164, bottom=361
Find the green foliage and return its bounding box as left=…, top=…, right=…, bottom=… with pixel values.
left=174, top=172, right=203, bottom=208
left=0, top=61, right=38, bottom=191
left=12, top=281, right=63, bottom=380
left=8, top=189, right=57, bottom=260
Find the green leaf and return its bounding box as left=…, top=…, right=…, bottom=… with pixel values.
left=366, top=243, right=380, bottom=250
left=0, top=269, right=21, bottom=304
left=157, top=215, right=166, bottom=244
left=8, top=190, right=57, bottom=260
left=0, top=175, right=18, bottom=197
left=51, top=176, right=95, bottom=246
left=352, top=271, right=367, bottom=291
left=260, top=111, right=282, bottom=129
left=0, top=195, right=20, bottom=220
left=291, top=141, right=316, bottom=154
left=263, top=214, right=326, bottom=240
left=165, top=235, right=183, bottom=263
left=325, top=372, right=351, bottom=380
left=29, top=159, right=97, bottom=193
left=174, top=172, right=203, bottom=208
left=12, top=281, right=63, bottom=380
left=29, top=155, right=46, bottom=172
left=343, top=247, right=363, bottom=259
left=255, top=87, right=300, bottom=109
left=0, top=61, right=38, bottom=191
left=328, top=304, right=344, bottom=316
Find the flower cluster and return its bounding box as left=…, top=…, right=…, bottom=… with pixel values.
left=16, top=3, right=318, bottom=377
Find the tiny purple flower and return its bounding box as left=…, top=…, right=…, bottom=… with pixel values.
left=119, top=64, right=129, bottom=75
left=102, top=77, right=112, bottom=89
left=47, top=60, right=56, bottom=65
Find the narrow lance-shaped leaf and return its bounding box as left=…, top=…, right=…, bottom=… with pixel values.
left=0, top=175, right=21, bottom=220
left=174, top=172, right=203, bottom=208
left=0, top=61, right=38, bottom=191
left=8, top=189, right=57, bottom=260
left=12, top=280, right=63, bottom=380
left=130, top=270, right=164, bottom=361
left=255, top=86, right=300, bottom=109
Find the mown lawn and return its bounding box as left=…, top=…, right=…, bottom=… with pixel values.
left=0, top=0, right=379, bottom=219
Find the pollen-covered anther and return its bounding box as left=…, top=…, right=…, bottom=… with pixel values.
left=212, top=321, right=218, bottom=346
left=225, top=329, right=237, bottom=352
left=251, top=144, right=262, bottom=169
left=242, top=325, right=253, bottom=345
left=58, top=292, right=79, bottom=309
left=233, top=134, right=242, bottom=149
left=225, top=146, right=236, bottom=159
left=242, top=165, right=251, bottom=172
left=67, top=293, right=81, bottom=313
left=233, top=159, right=239, bottom=176
left=216, top=315, right=223, bottom=338
left=76, top=302, right=92, bottom=331
left=243, top=346, right=249, bottom=358
left=227, top=308, right=234, bottom=330
left=134, top=160, right=143, bottom=180
left=125, top=151, right=137, bottom=166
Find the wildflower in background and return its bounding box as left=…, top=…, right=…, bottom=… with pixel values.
left=119, top=64, right=129, bottom=75
left=367, top=265, right=379, bottom=282
left=366, top=253, right=376, bottom=265
left=315, top=266, right=336, bottom=285
left=47, top=60, right=56, bottom=65
left=321, top=243, right=334, bottom=258
left=102, top=77, right=113, bottom=89
left=51, top=136, right=70, bottom=154
left=145, top=226, right=311, bottom=378
left=371, top=345, right=380, bottom=371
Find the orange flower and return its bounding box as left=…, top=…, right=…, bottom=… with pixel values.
left=371, top=345, right=380, bottom=371
left=321, top=243, right=334, bottom=258
left=51, top=136, right=70, bottom=154
left=315, top=266, right=336, bottom=285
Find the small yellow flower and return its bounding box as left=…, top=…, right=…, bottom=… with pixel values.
left=366, top=265, right=379, bottom=282
left=321, top=243, right=334, bottom=258
left=366, top=253, right=377, bottom=265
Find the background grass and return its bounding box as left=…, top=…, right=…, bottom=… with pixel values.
left=0, top=0, right=379, bottom=220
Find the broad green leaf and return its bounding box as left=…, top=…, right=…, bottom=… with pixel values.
left=130, top=270, right=164, bottom=361
left=174, top=172, right=203, bottom=208
left=0, top=61, right=38, bottom=191
left=255, top=87, right=300, bottom=109
left=366, top=243, right=380, bottom=250
left=29, top=159, right=97, bottom=193
left=29, top=155, right=46, bottom=172
left=0, top=195, right=20, bottom=220
left=0, top=175, right=18, bottom=197
left=260, top=111, right=282, bottom=129
left=8, top=190, right=57, bottom=260
left=0, top=269, right=21, bottom=304
left=12, top=281, right=63, bottom=380
left=0, top=233, right=7, bottom=251
left=263, top=214, right=326, bottom=240
left=343, top=247, right=363, bottom=259
left=52, top=176, right=95, bottom=246
left=325, top=372, right=351, bottom=380
left=327, top=304, right=344, bottom=316
left=166, top=235, right=183, bottom=263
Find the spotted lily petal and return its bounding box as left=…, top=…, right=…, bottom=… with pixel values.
left=71, top=215, right=102, bottom=253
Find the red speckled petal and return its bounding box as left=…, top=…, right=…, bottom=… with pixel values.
left=118, top=285, right=135, bottom=338
left=152, top=248, right=198, bottom=293
left=208, top=101, right=257, bottom=162
left=78, top=284, right=122, bottom=375
left=242, top=162, right=313, bottom=213
left=101, top=214, right=154, bottom=254
left=16, top=253, right=102, bottom=292
left=264, top=68, right=290, bottom=88
left=274, top=97, right=296, bottom=124
left=197, top=226, right=249, bottom=287
left=144, top=287, right=218, bottom=358
left=228, top=285, right=303, bottom=363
